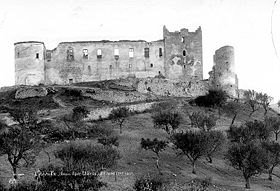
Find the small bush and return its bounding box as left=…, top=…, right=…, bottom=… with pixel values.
left=72, top=106, right=90, bottom=121
left=61, top=88, right=83, bottom=98
left=134, top=175, right=164, bottom=191
left=189, top=177, right=212, bottom=191
left=0, top=181, right=6, bottom=191
left=195, top=90, right=227, bottom=108
left=87, top=125, right=114, bottom=138
left=98, top=135, right=119, bottom=147
left=8, top=181, right=37, bottom=191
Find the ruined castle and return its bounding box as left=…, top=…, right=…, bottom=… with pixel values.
left=14, top=26, right=238, bottom=97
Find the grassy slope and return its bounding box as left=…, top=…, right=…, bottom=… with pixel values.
left=1, top=92, right=280, bottom=190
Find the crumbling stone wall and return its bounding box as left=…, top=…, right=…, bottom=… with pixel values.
left=85, top=102, right=155, bottom=120
left=15, top=87, right=48, bottom=99
left=82, top=88, right=158, bottom=103
left=44, top=40, right=165, bottom=85
left=163, top=26, right=203, bottom=81
left=137, top=77, right=208, bottom=97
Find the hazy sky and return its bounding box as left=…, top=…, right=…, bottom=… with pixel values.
left=0, top=0, right=279, bottom=102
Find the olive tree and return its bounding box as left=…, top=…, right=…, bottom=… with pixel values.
left=140, top=138, right=168, bottom=174
left=109, top=107, right=131, bottom=134
left=262, top=141, right=280, bottom=181
left=265, top=116, right=280, bottom=141
left=0, top=105, right=43, bottom=179
left=225, top=142, right=269, bottom=189
left=256, top=92, right=273, bottom=116
left=222, top=101, right=244, bottom=127
left=188, top=111, right=217, bottom=131
left=170, top=131, right=209, bottom=174
left=243, top=89, right=259, bottom=117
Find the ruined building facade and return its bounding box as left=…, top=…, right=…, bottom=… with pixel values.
left=14, top=26, right=238, bottom=97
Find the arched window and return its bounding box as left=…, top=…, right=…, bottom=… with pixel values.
left=67, top=47, right=74, bottom=61
left=83, top=49, right=88, bottom=59
left=97, top=49, right=102, bottom=59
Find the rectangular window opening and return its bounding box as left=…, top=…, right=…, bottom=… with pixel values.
left=159, top=48, right=162, bottom=57
left=129, top=48, right=134, bottom=58
left=36, top=53, right=39, bottom=59
left=83, top=49, right=88, bottom=59
left=144, top=48, right=149, bottom=58
left=97, top=49, right=102, bottom=59
left=114, top=48, right=119, bottom=60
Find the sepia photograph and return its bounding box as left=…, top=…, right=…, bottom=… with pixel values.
left=0, top=0, right=280, bottom=190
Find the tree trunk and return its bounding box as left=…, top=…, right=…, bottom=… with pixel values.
left=206, top=155, right=213, bottom=163
left=276, top=132, right=278, bottom=141
left=245, top=177, right=250, bottom=189
left=230, top=114, right=237, bottom=126
left=119, top=125, right=122, bottom=134
left=249, top=111, right=254, bottom=118
left=156, top=157, right=162, bottom=175
left=12, top=166, right=17, bottom=179
left=268, top=166, right=274, bottom=181
left=264, top=107, right=267, bottom=116
left=192, top=161, right=196, bottom=174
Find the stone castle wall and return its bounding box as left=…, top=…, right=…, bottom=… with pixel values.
left=44, top=40, right=165, bottom=85
left=163, top=26, right=203, bottom=82
left=14, top=42, right=45, bottom=85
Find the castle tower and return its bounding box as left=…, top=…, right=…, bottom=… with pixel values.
left=211, top=46, right=238, bottom=97
left=14, top=41, right=45, bottom=85
left=163, top=26, right=203, bottom=82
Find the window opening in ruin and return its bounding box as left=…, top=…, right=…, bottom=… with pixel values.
left=144, top=48, right=149, bottom=58
left=88, top=65, right=91, bottom=70
left=129, top=48, right=134, bottom=58
left=67, top=47, right=74, bottom=61
left=181, top=37, right=185, bottom=43
left=159, top=48, right=162, bottom=57
left=46, top=52, right=51, bottom=62
left=183, top=65, right=186, bottom=68
left=150, top=63, right=153, bottom=68
left=114, top=48, right=119, bottom=60
left=69, top=79, right=73, bottom=84
left=36, top=53, right=39, bottom=59
left=183, top=50, right=186, bottom=57
left=97, top=49, right=102, bottom=59
left=83, top=49, right=88, bottom=59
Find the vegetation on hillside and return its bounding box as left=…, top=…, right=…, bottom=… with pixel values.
left=0, top=87, right=279, bottom=191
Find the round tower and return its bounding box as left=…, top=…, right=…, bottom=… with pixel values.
left=14, top=41, right=45, bottom=85
left=211, top=46, right=238, bottom=97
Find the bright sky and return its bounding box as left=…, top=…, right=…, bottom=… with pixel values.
left=0, top=0, right=279, bottom=102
